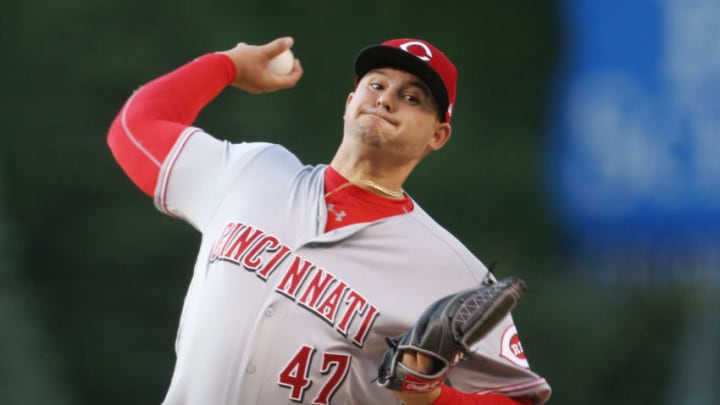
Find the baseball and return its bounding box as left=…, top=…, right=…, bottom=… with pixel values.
left=268, top=49, right=294, bottom=76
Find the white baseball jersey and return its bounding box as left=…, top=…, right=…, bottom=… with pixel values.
left=153, top=127, right=551, bottom=404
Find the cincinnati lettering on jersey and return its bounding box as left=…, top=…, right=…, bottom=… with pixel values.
left=209, top=221, right=380, bottom=347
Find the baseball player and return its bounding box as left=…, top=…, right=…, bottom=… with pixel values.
left=107, top=36, right=551, bottom=405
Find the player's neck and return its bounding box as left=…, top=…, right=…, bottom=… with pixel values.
left=328, top=163, right=407, bottom=200
left=329, top=149, right=412, bottom=196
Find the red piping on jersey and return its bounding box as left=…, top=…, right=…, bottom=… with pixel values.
left=473, top=377, right=548, bottom=396
left=157, top=127, right=201, bottom=215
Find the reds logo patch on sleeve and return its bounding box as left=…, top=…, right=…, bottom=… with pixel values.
left=500, top=325, right=530, bottom=368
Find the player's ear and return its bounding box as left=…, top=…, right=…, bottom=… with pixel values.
left=343, top=92, right=354, bottom=120
left=428, top=123, right=451, bottom=152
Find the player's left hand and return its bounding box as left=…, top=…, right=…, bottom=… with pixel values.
left=393, top=350, right=443, bottom=405
left=376, top=277, right=527, bottom=401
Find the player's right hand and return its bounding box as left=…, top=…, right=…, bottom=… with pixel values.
left=218, top=36, right=303, bottom=94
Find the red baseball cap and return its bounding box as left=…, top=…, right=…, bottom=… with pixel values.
left=354, top=38, right=458, bottom=122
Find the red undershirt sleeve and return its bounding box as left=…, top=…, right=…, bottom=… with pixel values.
left=432, top=384, right=534, bottom=405
left=106, top=53, right=236, bottom=196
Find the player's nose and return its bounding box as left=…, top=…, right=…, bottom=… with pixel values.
left=375, top=91, right=395, bottom=113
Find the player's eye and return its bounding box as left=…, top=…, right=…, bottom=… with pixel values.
left=403, top=94, right=420, bottom=104
left=370, top=82, right=384, bottom=91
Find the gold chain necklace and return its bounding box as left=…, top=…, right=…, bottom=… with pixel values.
left=358, top=180, right=405, bottom=199
left=324, top=180, right=405, bottom=199
left=324, top=182, right=354, bottom=198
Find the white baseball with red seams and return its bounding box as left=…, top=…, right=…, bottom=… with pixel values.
left=269, top=48, right=294, bottom=75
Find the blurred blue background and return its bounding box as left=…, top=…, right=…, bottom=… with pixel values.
left=549, top=0, right=720, bottom=286
left=1, top=0, right=718, bottom=404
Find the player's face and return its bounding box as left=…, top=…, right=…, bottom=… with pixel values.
left=342, top=68, right=451, bottom=164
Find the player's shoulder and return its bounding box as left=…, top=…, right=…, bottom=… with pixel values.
left=404, top=202, right=468, bottom=246
left=230, top=140, right=301, bottom=164
left=400, top=203, right=489, bottom=280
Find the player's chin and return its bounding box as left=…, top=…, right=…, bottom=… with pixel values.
left=363, top=132, right=399, bottom=152
left=350, top=123, right=385, bottom=143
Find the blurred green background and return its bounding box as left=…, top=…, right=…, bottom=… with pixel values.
left=1, top=1, right=717, bottom=404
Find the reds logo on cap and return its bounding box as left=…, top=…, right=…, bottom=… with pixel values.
left=399, top=41, right=433, bottom=62
left=353, top=38, right=458, bottom=122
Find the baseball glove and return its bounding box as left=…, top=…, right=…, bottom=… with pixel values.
left=376, top=276, right=526, bottom=393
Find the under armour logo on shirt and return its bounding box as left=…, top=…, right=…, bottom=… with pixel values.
left=327, top=204, right=347, bottom=222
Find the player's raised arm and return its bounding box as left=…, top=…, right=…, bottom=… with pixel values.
left=106, top=37, right=302, bottom=197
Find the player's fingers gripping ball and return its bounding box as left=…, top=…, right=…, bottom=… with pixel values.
left=376, top=277, right=527, bottom=393
left=268, top=48, right=295, bottom=76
